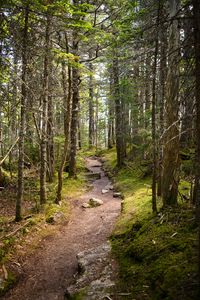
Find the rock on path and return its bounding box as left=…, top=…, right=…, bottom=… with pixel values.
left=65, top=242, right=116, bottom=299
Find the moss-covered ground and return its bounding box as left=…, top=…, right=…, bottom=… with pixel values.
left=102, top=148, right=198, bottom=300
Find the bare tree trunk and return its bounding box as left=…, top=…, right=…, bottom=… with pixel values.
left=113, top=53, right=124, bottom=168
left=162, top=0, right=180, bottom=206
left=157, top=5, right=167, bottom=196
left=180, top=6, right=194, bottom=148
left=69, top=29, right=79, bottom=178
left=40, top=15, right=50, bottom=205
left=145, top=54, right=151, bottom=129
left=88, top=51, right=95, bottom=148
left=16, top=6, right=29, bottom=221
left=55, top=59, right=72, bottom=203
left=108, top=72, right=115, bottom=149
left=0, top=108, right=3, bottom=158
left=192, top=0, right=200, bottom=292
left=78, top=102, right=82, bottom=150
left=152, top=1, right=160, bottom=214
left=9, top=52, right=18, bottom=178
left=95, top=92, right=99, bottom=150
left=47, top=59, right=54, bottom=182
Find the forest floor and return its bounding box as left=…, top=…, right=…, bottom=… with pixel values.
left=102, top=149, right=198, bottom=300
left=1, top=157, right=121, bottom=300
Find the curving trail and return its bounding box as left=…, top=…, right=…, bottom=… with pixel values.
left=3, top=157, right=120, bottom=300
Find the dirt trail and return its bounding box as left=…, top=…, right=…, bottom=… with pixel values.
left=3, top=157, right=121, bottom=300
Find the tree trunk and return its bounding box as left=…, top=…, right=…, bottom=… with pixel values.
left=162, top=0, right=180, bottom=206
left=88, top=51, right=95, bottom=148
left=113, top=53, right=124, bottom=168
left=40, top=15, right=50, bottom=205
left=78, top=102, right=82, bottom=150
left=157, top=5, right=167, bottom=197
left=55, top=59, right=72, bottom=203
left=108, top=72, right=115, bottom=149
left=68, top=29, right=79, bottom=178
left=180, top=6, right=194, bottom=149
left=95, top=92, right=99, bottom=150
left=145, top=54, right=151, bottom=129
left=192, top=0, right=200, bottom=291
left=16, top=6, right=29, bottom=221
left=47, top=60, right=54, bottom=182
left=152, top=1, right=160, bottom=214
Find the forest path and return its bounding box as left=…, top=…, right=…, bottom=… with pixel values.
left=4, top=157, right=121, bottom=300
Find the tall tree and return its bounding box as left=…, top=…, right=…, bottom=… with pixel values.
left=40, top=14, right=51, bottom=204
left=157, top=3, right=167, bottom=197
left=55, top=36, right=72, bottom=203
left=16, top=5, right=29, bottom=221
left=68, top=27, right=80, bottom=178
left=47, top=55, right=54, bottom=183
left=112, top=50, right=124, bottom=168
left=162, top=0, right=180, bottom=206
left=151, top=1, right=160, bottom=214
left=192, top=0, right=200, bottom=290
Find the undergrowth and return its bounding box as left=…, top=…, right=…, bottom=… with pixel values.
left=102, top=148, right=198, bottom=300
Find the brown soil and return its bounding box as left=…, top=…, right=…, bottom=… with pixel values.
left=2, top=157, right=121, bottom=300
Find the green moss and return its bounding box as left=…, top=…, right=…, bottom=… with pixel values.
left=101, top=149, right=198, bottom=300
left=78, top=147, right=97, bottom=158
left=62, top=176, right=87, bottom=198
left=102, top=148, right=117, bottom=169
left=68, top=288, right=87, bottom=300
left=45, top=202, right=69, bottom=224
left=111, top=208, right=198, bottom=299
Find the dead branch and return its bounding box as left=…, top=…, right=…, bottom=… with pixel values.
left=0, top=220, right=31, bottom=241
left=0, top=137, right=19, bottom=166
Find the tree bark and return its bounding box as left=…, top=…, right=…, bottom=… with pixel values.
left=192, top=0, right=200, bottom=292
left=16, top=6, right=29, bottom=221
left=113, top=53, right=124, bottom=168
left=88, top=51, right=95, bottom=148
left=151, top=1, right=160, bottom=214
left=55, top=59, right=72, bottom=203
left=40, top=15, right=50, bottom=205
left=180, top=6, right=194, bottom=148
left=68, top=29, right=79, bottom=178
left=157, top=4, right=167, bottom=197
left=162, top=0, right=180, bottom=206
left=108, top=72, right=115, bottom=149
left=145, top=54, right=151, bottom=129
left=47, top=59, right=54, bottom=183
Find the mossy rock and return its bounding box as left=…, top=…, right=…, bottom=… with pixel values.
left=45, top=204, right=67, bottom=224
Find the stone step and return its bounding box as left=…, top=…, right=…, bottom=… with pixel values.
left=85, top=172, right=101, bottom=181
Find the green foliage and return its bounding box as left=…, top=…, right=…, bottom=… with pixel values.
left=53, top=49, right=79, bottom=65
